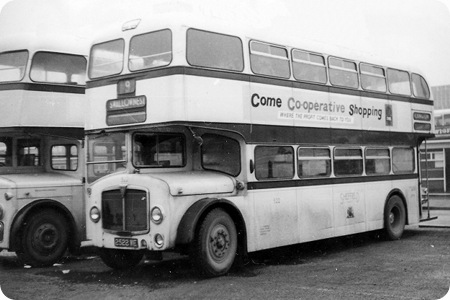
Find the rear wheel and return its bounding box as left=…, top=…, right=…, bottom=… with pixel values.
left=384, top=195, right=406, bottom=240
left=98, top=248, right=144, bottom=270
left=193, top=208, right=238, bottom=277
left=17, top=209, right=69, bottom=267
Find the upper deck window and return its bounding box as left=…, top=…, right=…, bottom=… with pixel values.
left=387, top=68, right=411, bottom=96
left=250, top=41, right=290, bottom=78
left=329, top=57, right=358, bottom=89
left=89, top=39, right=124, bottom=79
left=360, top=63, right=386, bottom=92
left=292, top=50, right=327, bottom=84
left=411, top=73, right=430, bottom=99
left=129, top=29, right=172, bottom=71
left=0, top=50, right=28, bottom=82
left=187, top=29, right=244, bottom=72
left=30, top=52, right=87, bottom=85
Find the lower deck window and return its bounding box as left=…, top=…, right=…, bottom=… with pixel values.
left=298, top=147, right=331, bottom=178
left=334, top=148, right=363, bottom=176
left=393, top=147, right=414, bottom=173
left=255, top=146, right=294, bottom=180
left=365, top=148, right=390, bottom=175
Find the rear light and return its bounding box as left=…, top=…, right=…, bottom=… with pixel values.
left=0, top=222, right=4, bottom=241
left=0, top=205, right=3, bottom=220
left=90, top=206, right=101, bottom=223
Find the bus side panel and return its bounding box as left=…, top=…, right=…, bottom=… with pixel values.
left=393, top=179, right=420, bottom=225
left=250, top=188, right=299, bottom=251
left=365, top=181, right=388, bottom=231
left=332, top=183, right=366, bottom=237
left=297, top=185, right=333, bottom=243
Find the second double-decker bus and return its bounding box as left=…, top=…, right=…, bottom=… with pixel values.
left=84, top=16, right=434, bottom=277
left=0, top=33, right=88, bottom=267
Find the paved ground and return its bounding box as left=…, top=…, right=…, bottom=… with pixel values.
left=0, top=196, right=449, bottom=300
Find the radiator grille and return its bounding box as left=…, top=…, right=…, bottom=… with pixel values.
left=102, top=189, right=148, bottom=232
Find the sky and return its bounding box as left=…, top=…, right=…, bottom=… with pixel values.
left=0, top=0, right=449, bottom=88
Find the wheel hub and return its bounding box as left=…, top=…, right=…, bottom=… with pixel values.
left=33, top=224, right=58, bottom=251
left=210, top=228, right=230, bottom=259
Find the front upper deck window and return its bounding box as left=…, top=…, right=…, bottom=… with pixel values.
left=89, top=39, right=124, bottom=79
left=129, top=29, right=172, bottom=71
left=187, top=29, right=244, bottom=71
left=411, top=73, right=430, bottom=99
left=133, top=133, right=185, bottom=167
left=250, top=41, right=290, bottom=78
left=329, top=57, right=359, bottom=89
left=0, top=50, right=28, bottom=82
left=387, top=68, right=411, bottom=96
left=30, top=52, right=87, bottom=85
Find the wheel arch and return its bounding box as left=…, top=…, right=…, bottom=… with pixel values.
left=385, top=189, right=409, bottom=224
left=10, top=199, right=80, bottom=253
left=176, top=198, right=247, bottom=253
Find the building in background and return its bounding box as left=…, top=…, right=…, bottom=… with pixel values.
left=421, top=85, right=450, bottom=195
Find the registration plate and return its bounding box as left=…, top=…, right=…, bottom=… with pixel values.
left=114, top=237, right=138, bottom=248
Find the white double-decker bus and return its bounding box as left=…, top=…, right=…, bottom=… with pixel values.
left=0, top=33, right=87, bottom=266
left=84, top=16, right=434, bottom=277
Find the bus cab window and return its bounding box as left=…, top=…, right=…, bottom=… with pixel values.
left=255, top=146, right=294, bottom=180
left=0, top=137, right=13, bottom=167
left=133, top=133, right=185, bottom=167
left=17, top=138, right=41, bottom=167
left=51, top=144, right=78, bottom=170
left=201, top=134, right=240, bottom=176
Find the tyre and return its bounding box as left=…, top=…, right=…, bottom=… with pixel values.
left=17, top=209, right=69, bottom=267
left=99, top=248, right=144, bottom=270
left=384, top=195, right=406, bottom=240
left=193, top=208, right=238, bottom=277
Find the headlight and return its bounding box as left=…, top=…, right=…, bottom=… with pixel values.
left=90, top=206, right=101, bottom=223
left=151, top=206, right=163, bottom=224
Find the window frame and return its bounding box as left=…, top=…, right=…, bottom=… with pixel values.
left=50, top=144, right=79, bottom=171
left=328, top=56, right=359, bottom=89
left=359, top=62, right=387, bottom=93
left=297, top=147, right=331, bottom=178
left=333, top=147, right=363, bottom=176
left=387, top=68, right=411, bottom=96
left=128, top=29, right=173, bottom=72
left=88, top=38, right=125, bottom=79
left=249, top=40, right=291, bottom=79
left=186, top=28, right=244, bottom=72
left=254, top=145, right=295, bottom=180
left=291, top=49, right=327, bottom=84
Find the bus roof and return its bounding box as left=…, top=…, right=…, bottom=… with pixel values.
left=88, top=6, right=426, bottom=77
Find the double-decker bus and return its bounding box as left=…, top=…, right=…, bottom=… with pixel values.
left=0, top=33, right=88, bottom=267
left=84, top=16, right=434, bottom=277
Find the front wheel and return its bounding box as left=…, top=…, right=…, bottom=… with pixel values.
left=17, top=209, right=69, bottom=267
left=384, top=195, right=406, bottom=240
left=98, top=248, right=144, bottom=270
left=192, top=208, right=238, bottom=277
